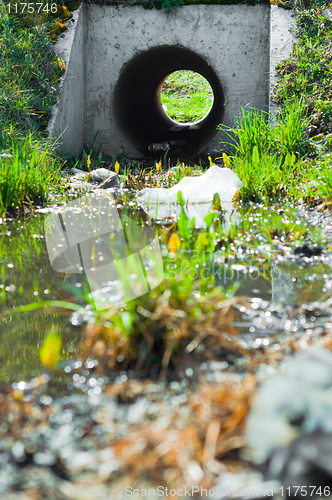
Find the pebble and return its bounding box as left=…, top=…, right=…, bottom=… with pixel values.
left=89, top=169, right=118, bottom=187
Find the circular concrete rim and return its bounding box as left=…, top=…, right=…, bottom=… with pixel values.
left=113, top=46, right=225, bottom=159
left=160, top=70, right=214, bottom=126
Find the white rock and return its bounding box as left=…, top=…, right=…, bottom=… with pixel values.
left=137, top=165, right=242, bottom=205
left=137, top=165, right=242, bottom=228
left=246, top=349, right=332, bottom=461
left=89, top=168, right=117, bottom=183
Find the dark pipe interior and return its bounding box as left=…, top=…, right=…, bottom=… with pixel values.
left=113, top=46, right=225, bottom=159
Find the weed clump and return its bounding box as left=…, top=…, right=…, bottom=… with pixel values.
left=274, top=5, right=332, bottom=135
left=82, top=285, right=251, bottom=380
left=218, top=99, right=318, bottom=202
left=0, top=134, right=63, bottom=215
left=79, top=207, right=260, bottom=380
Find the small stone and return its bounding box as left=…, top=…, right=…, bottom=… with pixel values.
left=89, top=168, right=117, bottom=184
left=321, top=7, right=332, bottom=21
left=71, top=168, right=87, bottom=180
left=33, top=452, right=56, bottom=466
left=100, top=175, right=118, bottom=189
left=12, top=441, right=26, bottom=463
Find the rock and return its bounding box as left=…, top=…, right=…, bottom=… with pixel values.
left=137, top=165, right=242, bottom=205
left=302, top=124, right=318, bottom=138
left=100, top=175, right=118, bottom=189
left=12, top=441, right=26, bottom=464
left=89, top=168, right=117, bottom=185
left=137, top=165, right=242, bottom=228
left=262, top=431, right=332, bottom=496
left=71, top=168, right=87, bottom=180
left=322, top=7, right=332, bottom=21
left=33, top=451, right=57, bottom=466
left=66, top=180, right=95, bottom=192
left=246, top=349, right=332, bottom=462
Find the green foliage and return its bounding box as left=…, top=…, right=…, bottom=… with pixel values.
left=274, top=5, right=332, bottom=135
left=232, top=148, right=300, bottom=202
left=161, top=0, right=184, bottom=11
left=273, top=99, right=312, bottom=157
left=161, top=70, right=213, bottom=123
left=219, top=99, right=320, bottom=202
left=222, top=108, right=274, bottom=159
left=0, top=2, right=65, bottom=146
left=0, top=2, right=66, bottom=214
left=220, top=99, right=315, bottom=161
left=304, top=154, right=332, bottom=201
left=0, top=134, right=63, bottom=215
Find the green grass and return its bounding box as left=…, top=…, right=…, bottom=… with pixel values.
left=0, top=134, right=63, bottom=215
left=161, top=70, right=214, bottom=123
left=0, top=1, right=67, bottom=146
left=274, top=4, right=332, bottom=136
left=0, top=1, right=70, bottom=214
left=218, top=99, right=317, bottom=202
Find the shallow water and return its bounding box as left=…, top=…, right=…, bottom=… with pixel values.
left=0, top=213, right=81, bottom=382
left=0, top=199, right=330, bottom=385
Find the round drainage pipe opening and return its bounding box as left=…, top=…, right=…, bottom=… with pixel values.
left=160, top=70, right=214, bottom=125
left=113, top=46, right=225, bottom=159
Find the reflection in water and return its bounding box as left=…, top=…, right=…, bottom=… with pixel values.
left=218, top=261, right=332, bottom=304
left=44, top=192, right=164, bottom=312
left=1, top=197, right=331, bottom=383
left=0, top=214, right=81, bottom=382
left=138, top=198, right=240, bottom=230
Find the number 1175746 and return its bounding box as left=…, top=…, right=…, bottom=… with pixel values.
left=280, top=486, right=331, bottom=497
left=6, top=3, right=58, bottom=14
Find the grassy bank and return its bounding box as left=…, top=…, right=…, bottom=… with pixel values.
left=0, top=1, right=72, bottom=215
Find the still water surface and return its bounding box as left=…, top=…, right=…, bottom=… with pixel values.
left=0, top=201, right=331, bottom=383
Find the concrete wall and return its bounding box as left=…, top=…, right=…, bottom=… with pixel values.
left=48, top=5, right=85, bottom=157
left=48, top=3, right=285, bottom=160
left=85, top=4, right=271, bottom=159
left=269, top=5, right=296, bottom=117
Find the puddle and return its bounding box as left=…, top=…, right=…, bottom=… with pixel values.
left=0, top=197, right=331, bottom=385
left=0, top=214, right=81, bottom=383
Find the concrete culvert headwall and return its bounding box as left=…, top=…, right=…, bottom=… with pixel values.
left=113, top=46, right=224, bottom=158
left=49, top=3, right=294, bottom=160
